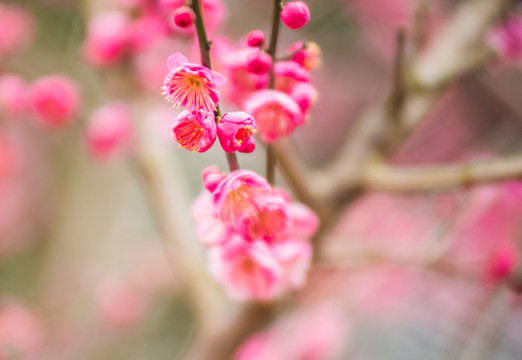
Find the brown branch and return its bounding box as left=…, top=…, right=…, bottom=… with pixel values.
left=362, top=155, right=522, bottom=192
left=191, top=0, right=240, bottom=172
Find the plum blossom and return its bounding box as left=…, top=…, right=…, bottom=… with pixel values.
left=83, top=11, right=130, bottom=67
left=217, top=111, right=257, bottom=153
left=171, top=109, right=216, bottom=152
left=0, top=74, right=28, bottom=116
left=28, top=75, right=81, bottom=128
left=209, top=237, right=283, bottom=301
left=192, top=190, right=231, bottom=246
left=162, top=52, right=227, bottom=113
left=489, top=16, right=522, bottom=62
left=0, top=4, right=34, bottom=57
left=210, top=169, right=272, bottom=228
left=243, top=89, right=303, bottom=142
left=289, top=41, right=322, bottom=70
left=274, top=60, right=310, bottom=93
left=246, top=30, right=265, bottom=48
left=246, top=52, right=273, bottom=75
left=85, top=102, right=134, bottom=161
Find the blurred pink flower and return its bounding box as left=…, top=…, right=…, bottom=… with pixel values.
left=29, top=75, right=81, bottom=128
left=0, top=4, right=34, bottom=56
left=128, top=12, right=169, bottom=52
left=289, top=41, right=322, bottom=70
left=246, top=30, right=265, bottom=48
left=85, top=102, right=134, bottom=161
left=222, top=49, right=268, bottom=105
left=83, top=11, right=130, bottom=67
left=285, top=201, right=319, bottom=238
left=274, top=60, right=310, bottom=94
left=235, top=304, right=348, bottom=360
left=236, top=196, right=289, bottom=242
left=217, top=111, right=257, bottom=153
left=172, top=6, right=195, bottom=29
left=289, top=81, right=318, bottom=113
left=0, top=74, right=28, bottom=116
left=209, top=237, right=282, bottom=301
left=162, top=52, right=226, bottom=113
left=210, top=169, right=272, bottom=228
left=281, top=1, right=311, bottom=30
left=159, top=0, right=227, bottom=31
left=243, top=89, right=303, bottom=143
left=202, top=165, right=226, bottom=192
left=489, top=16, right=522, bottom=62
left=0, top=302, right=43, bottom=357
left=272, top=239, right=312, bottom=289
left=172, top=109, right=216, bottom=152
left=192, top=189, right=231, bottom=246
left=246, top=51, right=273, bottom=75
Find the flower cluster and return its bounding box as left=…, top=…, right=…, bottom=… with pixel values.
left=163, top=52, right=258, bottom=153
left=192, top=167, right=318, bottom=301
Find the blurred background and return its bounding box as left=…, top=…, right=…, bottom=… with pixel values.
left=2, top=0, right=522, bottom=359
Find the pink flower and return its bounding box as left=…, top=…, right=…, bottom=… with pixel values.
left=172, top=6, right=195, bottom=29
left=281, top=1, right=311, bottom=30
left=222, top=49, right=268, bottom=105
left=210, top=169, right=272, bottom=228
left=285, top=202, right=319, bottom=238
left=217, top=111, right=257, bottom=153
left=247, top=30, right=265, bottom=48
left=243, top=89, right=303, bottom=143
left=246, top=52, right=273, bottom=75
left=235, top=304, right=349, bottom=360
left=29, top=75, right=81, bottom=128
left=162, top=52, right=227, bottom=113
left=272, top=239, right=312, bottom=289
left=202, top=165, right=226, bottom=192
left=289, top=82, right=318, bottom=113
left=192, top=189, right=231, bottom=246
left=0, top=74, right=28, bottom=116
left=83, top=11, right=130, bottom=67
left=86, top=102, right=134, bottom=161
left=237, top=196, right=289, bottom=241
left=209, top=237, right=282, bottom=301
left=0, top=4, right=34, bottom=57
left=274, top=60, right=310, bottom=93
left=289, top=41, right=322, bottom=70
left=128, top=13, right=168, bottom=52
left=172, top=109, right=216, bottom=152
left=0, top=302, right=43, bottom=357
left=489, top=16, right=522, bottom=62
left=486, top=241, right=517, bottom=284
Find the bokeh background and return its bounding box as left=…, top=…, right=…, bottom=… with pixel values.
left=2, top=0, right=522, bottom=359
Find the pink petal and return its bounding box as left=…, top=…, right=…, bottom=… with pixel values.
left=167, top=52, right=189, bottom=70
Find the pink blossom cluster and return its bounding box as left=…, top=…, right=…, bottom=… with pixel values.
left=0, top=73, right=81, bottom=128
left=192, top=167, right=318, bottom=301
left=163, top=52, right=258, bottom=153
left=83, top=0, right=227, bottom=68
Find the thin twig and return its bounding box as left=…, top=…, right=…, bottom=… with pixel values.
left=191, top=0, right=240, bottom=172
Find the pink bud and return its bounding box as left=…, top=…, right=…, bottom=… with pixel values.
left=217, top=111, right=257, bottom=153
left=281, top=1, right=310, bottom=30
left=202, top=166, right=226, bottom=192
left=246, top=30, right=265, bottom=47
left=83, top=11, right=130, bottom=67
left=173, top=6, right=194, bottom=29
left=289, top=41, right=321, bottom=70
left=0, top=74, right=27, bottom=116
left=246, top=52, right=273, bottom=75
left=172, top=110, right=216, bottom=152
left=29, top=75, right=81, bottom=128
left=86, top=102, right=134, bottom=161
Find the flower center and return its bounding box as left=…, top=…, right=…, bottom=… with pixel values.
left=173, top=119, right=204, bottom=152
left=234, top=125, right=256, bottom=145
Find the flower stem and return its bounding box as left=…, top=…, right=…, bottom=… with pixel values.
left=191, top=0, right=240, bottom=172
left=265, top=0, right=283, bottom=185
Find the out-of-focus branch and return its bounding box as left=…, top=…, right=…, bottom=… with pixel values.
left=273, top=0, right=510, bottom=210
left=265, top=0, right=283, bottom=185
left=362, top=155, right=522, bottom=192
left=454, top=286, right=510, bottom=360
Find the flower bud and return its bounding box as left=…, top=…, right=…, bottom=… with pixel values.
left=246, top=51, right=272, bottom=75
left=217, top=111, right=257, bottom=153
left=281, top=1, right=310, bottom=30
left=172, top=6, right=194, bottom=29
left=246, top=30, right=265, bottom=47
